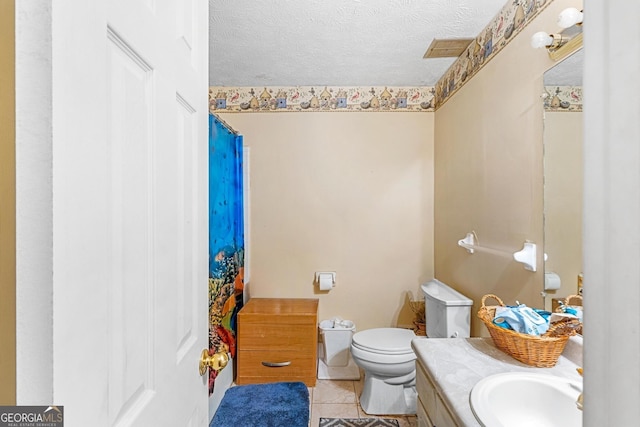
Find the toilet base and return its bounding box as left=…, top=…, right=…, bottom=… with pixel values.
left=359, top=373, right=417, bottom=415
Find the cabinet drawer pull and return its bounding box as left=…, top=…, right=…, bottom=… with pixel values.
left=262, top=361, right=291, bottom=368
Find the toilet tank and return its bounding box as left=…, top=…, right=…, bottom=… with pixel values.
left=421, top=279, right=473, bottom=338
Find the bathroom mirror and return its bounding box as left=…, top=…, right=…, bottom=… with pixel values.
left=542, top=48, right=584, bottom=313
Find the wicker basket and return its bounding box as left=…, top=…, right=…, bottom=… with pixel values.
left=556, top=294, right=583, bottom=309
left=555, top=294, right=583, bottom=335
left=478, top=294, right=575, bottom=368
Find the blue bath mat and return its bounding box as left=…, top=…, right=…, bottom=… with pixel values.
left=210, top=381, right=309, bottom=427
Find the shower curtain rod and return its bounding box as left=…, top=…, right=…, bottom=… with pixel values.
left=211, top=113, right=238, bottom=135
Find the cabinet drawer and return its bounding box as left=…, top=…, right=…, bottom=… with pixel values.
left=238, top=323, right=316, bottom=352
left=236, top=298, right=319, bottom=387
left=236, top=350, right=316, bottom=383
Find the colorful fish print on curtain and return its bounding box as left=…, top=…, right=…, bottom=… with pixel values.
left=208, top=114, right=244, bottom=394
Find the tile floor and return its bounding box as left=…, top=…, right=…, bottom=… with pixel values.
left=309, top=378, right=417, bottom=427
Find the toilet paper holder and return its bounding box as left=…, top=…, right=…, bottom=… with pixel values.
left=315, top=271, right=336, bottom=289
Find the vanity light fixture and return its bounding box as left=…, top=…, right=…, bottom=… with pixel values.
left=558, top=8, right=583, bottom=29
left=530, top=31, right=567, bottom=51
left=531, top=7, right=584, bottom=61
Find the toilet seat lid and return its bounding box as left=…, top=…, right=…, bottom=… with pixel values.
left=352, top=328, right=416, bottom=354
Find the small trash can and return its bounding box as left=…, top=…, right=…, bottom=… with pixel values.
left=319, top=318, right=356, bottom=367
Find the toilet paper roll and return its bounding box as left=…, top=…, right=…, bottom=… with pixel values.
left=544, top=272, right=562, bottom=291
left=318, top=273, right=334, bottom=291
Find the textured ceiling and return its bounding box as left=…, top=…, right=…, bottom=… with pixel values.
left=208, top=0, right=508, bottom=87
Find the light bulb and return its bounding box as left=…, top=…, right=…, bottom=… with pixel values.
left=558, top=8, right=583, bottom=28
left=531, top=31, right=553, bottom=49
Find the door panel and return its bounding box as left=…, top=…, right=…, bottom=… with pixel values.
left=175, top=94, right=199, bottom=364
left=106, top=28, right=155, bottom=424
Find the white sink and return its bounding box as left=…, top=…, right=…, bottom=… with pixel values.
left=470, top=372, right=582, bottom=427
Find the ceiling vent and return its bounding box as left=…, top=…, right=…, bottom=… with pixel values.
left=423, top=38, right=474, bottom=58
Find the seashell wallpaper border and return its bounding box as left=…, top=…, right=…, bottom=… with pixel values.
left=208, top=86, right=435, bottom=113
left=544, top=86, right=582, bottom=111
left=435, top=0, right=555, bottom=108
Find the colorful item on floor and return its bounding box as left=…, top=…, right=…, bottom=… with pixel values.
left=319, top=418, right=400, bottom=427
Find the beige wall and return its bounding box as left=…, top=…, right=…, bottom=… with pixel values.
left=543, top=111, right=583, bottom=304
left=433, top=1, right=576, bottom=336
left=219, top=112, right=434, bottom=330
left=0, top=0, right=16, bottom=404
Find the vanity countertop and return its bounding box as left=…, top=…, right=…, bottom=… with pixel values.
left=411, top=336, right=583, bottom=426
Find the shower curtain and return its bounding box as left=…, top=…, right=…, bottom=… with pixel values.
left=208, top=114, right=244, bottom=394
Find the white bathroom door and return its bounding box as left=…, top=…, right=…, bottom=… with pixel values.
left=51, top=1, right=210, bottom=426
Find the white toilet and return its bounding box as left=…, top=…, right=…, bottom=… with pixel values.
left=350, top=279, right=473, bottom=415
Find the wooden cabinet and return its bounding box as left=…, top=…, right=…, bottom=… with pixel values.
left=236, top=298, right=319, bottom=387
